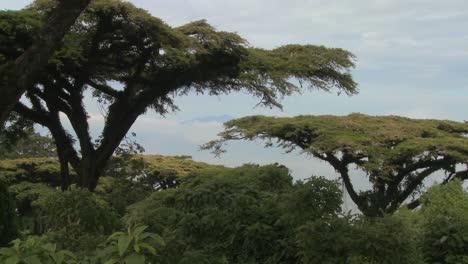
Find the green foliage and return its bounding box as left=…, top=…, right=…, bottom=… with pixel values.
left=279, top=176, right=342, bottom=225
left=0, top=181, right=17, bottom=247
left=52, top=0, right=357, bottom=106
left=0, top=113, right=34, bottom=151
left=139, top=155, right=227, bottom=178
left=241, top=45, right=357, bottom=108
left=296, top=217, right=355, bottom=264
left=206, top=114, right=468, bottom=174
left=8, top=0, right=358, bottom=190
left=96, top=154, right=227, bottom=215
left=33, top=188, right=121, bottom=252
left=0, top=226, right=164, bottom=264
left=0, top=158, right=64, bottom=186
left=351, top=216, right=424, bottom=264
left=183, top=163, right=293, bottom=193
left=205, top=114, right=468, bottom=216
left=296, top=214, right=424, bottom=264
left=418, top=180, right=468, bottom=263
left=0, top=237, right=77, bottom=264
left=8, top=182, right=53, bottom=234
left=0, top=128, right=57, bottom=160
left=0, top=9, right=40, bottom=65
left=0, top=155, right=216, bottom=188
left=125, top=164, right=343, bottom=263
left=94, top=225, right=165, bottom=264
left=2, top=160, right=468, bottom=263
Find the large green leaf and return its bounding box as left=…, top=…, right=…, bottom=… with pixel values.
left=118, top=236, right=132, bottom=257
left=124, top=254, right=145, bottom=264
left=5, top=256, right=19, bottom=264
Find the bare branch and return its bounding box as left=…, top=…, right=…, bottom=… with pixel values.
left=87, top=80, right=123, bottom=99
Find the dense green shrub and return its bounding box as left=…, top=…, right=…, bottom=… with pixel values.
left=0, top=225, right=164, bottom=264
left=125, top=164, right=344, bottom=263
left=0, top=236, right=77, bottom=264
left=296, top=216, right=355, bottom=264
left=93, top=225, right=165, bottom=264
left=419, top=180, right=468, bottom=263
left=351, top=216, right=424, bottom=264
left=278, top=176, right=342, bottom=226
left=33, top=188, right=121, bottom=252
left=95, top=176, right=150, bottom=216
left=0, top=181, right=17, bottom=246
left=4, top=158, right=468, bottom=263
left=8, top=182, right=53, bottom=233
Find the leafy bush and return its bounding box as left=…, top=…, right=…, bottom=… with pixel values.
left=93, top=225, right=165, bottom=264
left=296, top=216, right=355, bottom=264
left=351, top=215, right=424, bottom=264
left=0, top=236, right=76, bottom=264
left=33, top=188, right=121, bottom=252
left=0, top=225, right=164, bottom=264
left=0, top=181, right=17, bottom=246
left=8, top=182, right=53, bottom=233
left=278, top=176, right=342, bottom=225
left=419, top=180, right=468, bottom=263
left=5, top=157, right=468, bottom=263
left=95, top=176, right=150, bottom=216
left=125, top=164, right=344, bottom=263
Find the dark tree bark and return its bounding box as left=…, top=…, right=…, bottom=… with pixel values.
left=0, top=0, right=91, bottom=127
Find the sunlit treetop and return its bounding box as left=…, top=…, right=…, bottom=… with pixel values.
left=206, top=114, right=468, bottom=170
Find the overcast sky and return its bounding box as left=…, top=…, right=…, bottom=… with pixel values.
left=3, top=1, right=468, bottom=208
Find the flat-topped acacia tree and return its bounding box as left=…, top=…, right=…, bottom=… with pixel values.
left=11, top=0, right=357, bottom=190
left=203, top=114, right=468, bottom=217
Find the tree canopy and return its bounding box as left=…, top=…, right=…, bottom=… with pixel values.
left=0, top=0, right=91, bottom=126
left=8, top=0, right=357, bottom=190
left=0, top=129, right=57, bottom=160
left=204, top=113, right=468, bottom=216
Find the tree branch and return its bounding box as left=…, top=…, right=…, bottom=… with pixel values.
left=405, top=168, right=468, bottom=210
left=388, top=166, right=440, bottom=212
left=0, top=0, right=91, bottom=126
left=317, top=152, right=367, bottom=213
left=13, top=102, right=50, bottom=127
left=87, top=80, right=123, bottom=99
left=14, top=102, right=81, bottom=172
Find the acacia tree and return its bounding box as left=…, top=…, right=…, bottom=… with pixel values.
left=0, top=0, right=91, bottom=126
left=203, top=114, right=468, bottom=217
left=11, top=0, right=357, bottom=190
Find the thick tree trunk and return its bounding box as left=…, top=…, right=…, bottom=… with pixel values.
left=77, top=100, right=145, bottom=191
left=0, top=0, right=90, bottom=127
left=58, top=151, right=71, bottom=191
left=79, top=166, right=101, bottom=191
left=78, top=154, right=104, bottom=191
left=75, top=105, right=143, bottom=191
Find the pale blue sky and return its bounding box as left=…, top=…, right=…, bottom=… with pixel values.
left=4, top=1, right=468, bottom=206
